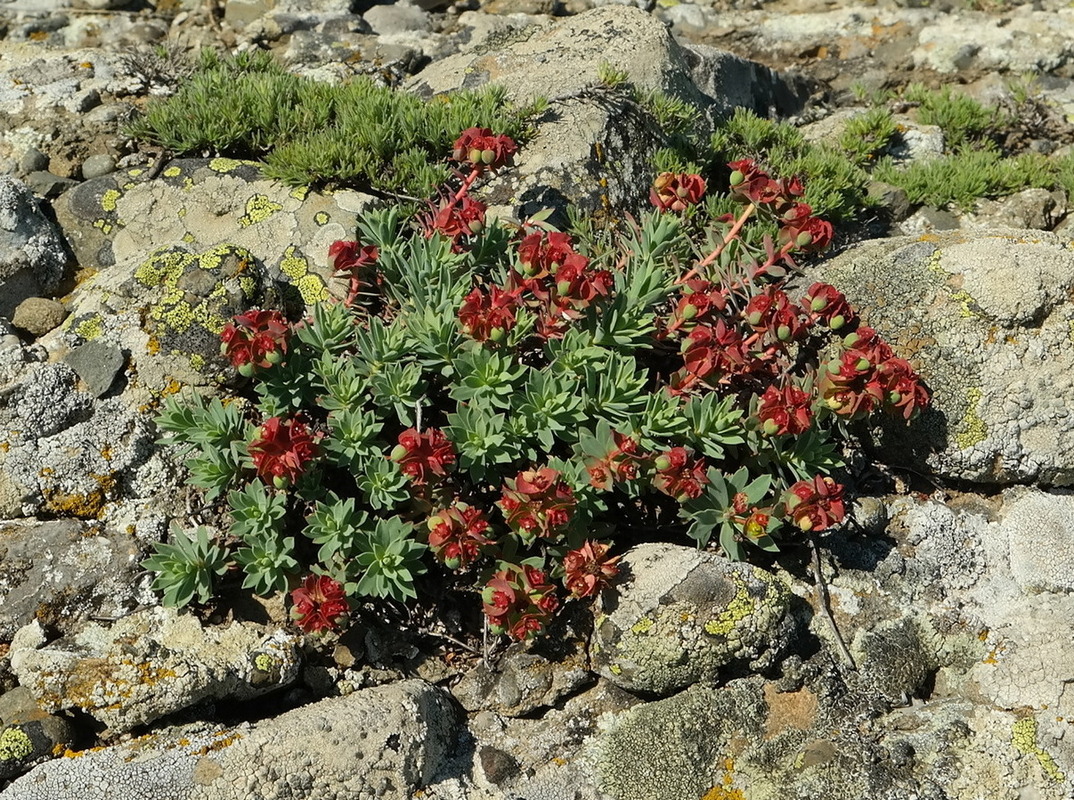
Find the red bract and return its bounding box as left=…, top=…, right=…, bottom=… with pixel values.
left=329, top=240, right=379, bottom=273
left=427, top=195, right=486, bottom=251
left=680, top=319, right=754, bottom=386
left=452, top=127, right=517, bottom=171
left=427, top=504, right=493, bottom=570
left=743, top=286, right=808, bottom=343
left=652, top=447, right=708, bottom=501
left=757, top=384, right=813, bottom=436
left=587, top=432, right=648, bottom=490
left=290, top=574, right=349, bottom=634
left=669, top=279, right=727, bottom=331
left=801, top=283, right=856, bottom=331
left=562, top=540, right=619, bottom=598
left=650, top=172, right=707, bottom=212
left=390, top=428, right=456, bottom=485
left=817, top=350, right=886, bottom=418
left=482, top=563, right=559, bottom=641
left=249, top=416, right=320, bottom=489
left=499, top=467, right=576, bottom=543
left=458, top=286, right=520, bottom=343
left=220, top=309, right=290, bottom=376
left=877, top=356, right=930, bottom=420
left=727, top=159, right=803, bottom=214
left=785, top=475, right=846, bottom=532
left=552, top=260, right=614, bottom=308
left=516, top=231, right=583, bottom=282
left=779, top=204, right=833, bottom=253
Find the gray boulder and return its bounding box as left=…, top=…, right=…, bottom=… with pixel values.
left=591, top=543, right=795, bottom=695
left=408, top=6, right=810, bottom=223
left=9, top=608, right=301, bottom=734
left=3, top=679, right=457, bottom=800
left=817, top=228, right=1074, bottom=486
left=0, top=177, right=68, bottom=319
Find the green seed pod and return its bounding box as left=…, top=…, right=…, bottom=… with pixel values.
left=777, top=324, right=792, bottom=341
left=265, top=349, right=283, bottom=365
left=556, top=279, right=572, bottom=296
left=796, top=231, right=813, bottom=248
left=481, top=148, right=496, bottom=164
left=468, top=218, right=484, bottom=234
left=810, top=296, right=828, bottom=312
left=469, top=147, right=482, bottom=164
left=855, top=357, right=871, bottom=371
left=729, top=170, right=745, bottom=186
left=389, top=444, right=408, bottom=462
left=747, top=311, right=763, bottom=326
left=762, top=418, right=780, bottom=436
left=489, top=327, right=505, bottom=342
left=654, top=455, right=671, bottom=471
left=238, top=362, right=256, bottom=378
left=829, top=314, right=846, bottom=331
left=272, top=474, right=290, bottom=490
left=680, top=303, right=699, bottom=321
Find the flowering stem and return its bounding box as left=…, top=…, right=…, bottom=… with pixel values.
left=451, top=167, right=483, bottom=206
left=678, top=202, right=756, bottom=285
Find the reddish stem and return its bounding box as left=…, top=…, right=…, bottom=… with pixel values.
left=678, top=203, right=756, bottom=285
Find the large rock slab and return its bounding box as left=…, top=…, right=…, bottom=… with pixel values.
left=9, top=608, right=301, bottom=734
left=3, top=680, right=458, bottom=800
left=591, top=543, right=795, bottom=696
left=817, top=228, right=1074, bottom=486
left=408, top=6, right=810, bottom=222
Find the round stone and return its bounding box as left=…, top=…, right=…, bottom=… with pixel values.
left=81, top=154, right=117, bottom=180
left=11, top=297, right=68, bottom=337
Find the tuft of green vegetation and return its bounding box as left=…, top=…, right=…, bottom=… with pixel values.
left=840, top=108, right=899, bottom=166
left=903, top=83, right=1007, bottom=150
left=127, top=49, right=544, bottom=196
left=874, top=148, right=1057, bottom=210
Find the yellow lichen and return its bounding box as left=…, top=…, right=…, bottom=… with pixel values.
left=294, top=273, right=328, bottom=304
left=701, top=758, right=744, bottom=800
left=209, top=158, right=246, bottom=173
left=100, top=188, right=122, bottom=212
left=92, top=219, right=114, bottom=235
left=279, top=245, right=308, bottom=280
left=705, top=576, right=757, bottom=637
left=289, top=186, right=309, bottom=201
left=955, top=387, right=987, bottom=450
left=74, top=314, right=104, bottom=340
left=1012, top=717, right=1066, bottom=782
left=163, top=166, right=181, bottom=178
left=189, top=353, right=205, bottom=371
left=239, top=194, right=283, bottom=228
left=0, top=727, right=33, bottom=762
left=314, top=211, right=329, bottom=225
left=43, top=473, right=116, bottom=519
left=630, top=617, right=654, bottom=635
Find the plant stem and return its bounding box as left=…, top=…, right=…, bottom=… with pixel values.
left=810, top=533, right=857, bottom=671
left=678, top=202, right=756, bottom=284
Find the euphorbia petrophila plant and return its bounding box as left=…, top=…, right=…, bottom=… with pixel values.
left=149, top=126, right=929, bottom=643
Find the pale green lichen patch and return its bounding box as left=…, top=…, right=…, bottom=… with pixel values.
left=74, top=313, right=104, bottom=340
left=1012, top=717, right=1066, bottom=783
left=0, top=727, right=33, bottom=762
left=705, top=578, right=757, bottom=637
left=289, top=186, right=309, bottom=201
left=163, top=166, right=182, bottom=178
left=209, top=158, right=248, bottom=173
left=314, top=211, right=329, bottom=225
left=955, top=386, right=988, bottom=450
left=239, top=194, right=283, bottom=228
left=631, top=617, right=654, bottom=635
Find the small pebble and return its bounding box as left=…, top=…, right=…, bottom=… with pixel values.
left=81, top=154, right=116, bottom=180
left=18, top=148, right=48, bottom=175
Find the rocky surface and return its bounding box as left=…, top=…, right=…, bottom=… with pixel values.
left=0, top=1, right=1072, bottom=799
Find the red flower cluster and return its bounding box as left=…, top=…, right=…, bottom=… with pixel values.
left=652, top=447, right=708, bottom=501
left=744, top=286, right=808, bottom=343
left=562, top=540, right=620, bottom=598
left=290, top=574, right=349, bottom=633
left=818, top=327, right=928, bottom=420
left=452, top=127, right=517, bottom=171
left=329, top=239, right=379, bottom=307
left=784, top=475, right=846, bottom=532
left=779, top=203, right=833, bottom=253
left=802, top=282, right=856, bottom=331
left=667, top=279, right=728, bottom=333
left=757, top=384, right=813, bottom=436
left=676, top=319, right=760, bottom=391
left=427, top=503, right=493, bottom=570
left=650, top=172, right=706, bottom=213
left=390, top=428, right=456, bottom=485
left=220, top=309, right=290, bottom=376
left=458, top=286, right=520, bottom=344
left=499, top=467, right=576, bottom=543
left=427, top=195, right=487, bottom=251
left=728, top=159, right=833, bottom=254
left=249, top=416, right=320, bottom=489
left=512, top=230, right=613, bottom=339
left=587, top=431, right=647, bottom=490
left=482, top=563, right=559, bottom=641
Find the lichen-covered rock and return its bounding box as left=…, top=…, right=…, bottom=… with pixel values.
left=999, top=489, right=1074, bottom=594
left=816, top=228, right=1074, bottom=486
left=407, top=6, right=809, bottom=223
left=0, top=518, right=147, bottom=641
left=9, top=607, right=301, bottom=734
left=0, top=687, right=75, bottom=782
left=0, top=177, right=68, bottom=319
left=52, top=157, right=373, bottom=309
left=451, top=644, right=592, bottom=717
left=591, top=543, right=794, bottom=696
left=3, top=680, right=457, bottom=800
